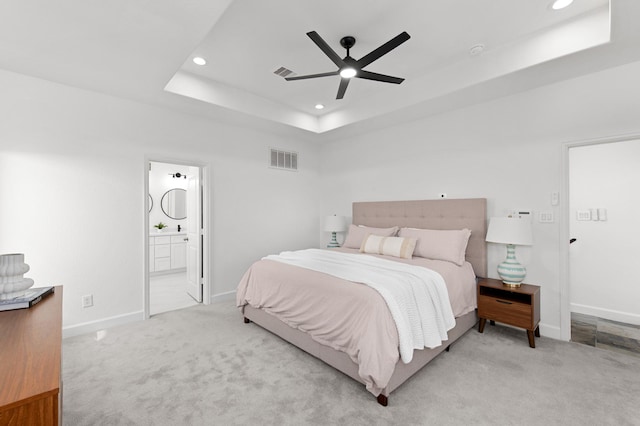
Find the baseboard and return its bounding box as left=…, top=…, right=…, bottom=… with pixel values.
left=210, top=290, right=235, bottom=304
left=63, top=311, right=144, bottom=339
left=571, top=303, right=640, bottom=326
left=538, top=322, right=562, bottom=340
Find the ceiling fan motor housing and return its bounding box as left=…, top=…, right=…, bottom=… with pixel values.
left=340, top=36, right=356, bottom=51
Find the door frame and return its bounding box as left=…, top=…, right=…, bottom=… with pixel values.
left=559, top=132, right=640, bottom=340
left=143, top=156, right=210, bottom=319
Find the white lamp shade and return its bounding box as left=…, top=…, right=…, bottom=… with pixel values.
left=324, top=215, right=347, bottom=233
left=486, top=217, right=533, bottom=246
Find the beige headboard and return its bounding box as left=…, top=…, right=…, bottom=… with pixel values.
left=352, top=198, right=487, bottom=278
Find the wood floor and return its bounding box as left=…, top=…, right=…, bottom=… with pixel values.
left=571, top=312, right=640, bottom=357
left=150, top=271, right=198, bottom=315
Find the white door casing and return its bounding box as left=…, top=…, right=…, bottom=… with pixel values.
left=186, top=172, right=202, bottom=302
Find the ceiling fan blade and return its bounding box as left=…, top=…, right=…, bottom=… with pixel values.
left=285, top=71, right=339, bottom=81
left=357, top=70, right=404, bottom=84
left=307, top=31, right=346, bottom=68
left=356, top=31, right=411, bottom=69
left=336, top=78, right=350, bottom=99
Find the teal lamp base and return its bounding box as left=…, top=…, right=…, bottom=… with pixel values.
left=497, top=244, right=526, bottom=286
left=327, top=232, right=340, bottom=248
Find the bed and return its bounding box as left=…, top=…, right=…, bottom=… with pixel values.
left=236, top=198, right=487, bottom=406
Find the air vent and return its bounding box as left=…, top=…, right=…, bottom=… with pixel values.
left=270, top=149, right=298, bottom=171
left=273, top=66, right=296, bottom=78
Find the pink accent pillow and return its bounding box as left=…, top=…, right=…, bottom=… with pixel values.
left=398, top=227, right=471, bottom=266
left=343, top=224, right=399, bottom=249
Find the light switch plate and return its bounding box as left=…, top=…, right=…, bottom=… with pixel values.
left=539, top=211, right=554, bottom=223
left=576, top=210, right=591, bottom=221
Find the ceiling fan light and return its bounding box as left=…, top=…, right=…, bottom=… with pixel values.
left=340, top=68, right=357, bottom=79
left=551, top=0, right=573, bottom=10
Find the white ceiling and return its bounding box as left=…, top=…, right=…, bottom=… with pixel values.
left=1, top=0, right=638, bottom=136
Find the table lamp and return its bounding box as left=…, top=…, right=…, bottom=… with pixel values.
left=324, top=215, right=346, bottom=248
left=485, top=217, right=533, bottom=286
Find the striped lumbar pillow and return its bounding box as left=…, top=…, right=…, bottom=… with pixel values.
left=360, top=234, right=417, bottom=259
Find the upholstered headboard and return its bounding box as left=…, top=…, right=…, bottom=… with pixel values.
left=352, top=198, right=487, bottom=278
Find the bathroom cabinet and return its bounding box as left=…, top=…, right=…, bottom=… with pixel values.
left=149, top=232, right=186, bottom=273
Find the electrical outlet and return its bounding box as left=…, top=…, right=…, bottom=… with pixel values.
left=438, top=193, right=447, bottom=199
left=82, top=294, right=93, bottom=308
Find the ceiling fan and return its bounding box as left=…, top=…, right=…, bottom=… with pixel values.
left=285, top=31, right=411, bottom=100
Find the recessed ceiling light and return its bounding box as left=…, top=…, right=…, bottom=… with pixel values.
left=339, top=68, right=357, bottom=79
left=315, top=104, right=325, bottom=110
left=193, top=57, right=207, bottom=66
left=551, top=0, right=573, bottom=10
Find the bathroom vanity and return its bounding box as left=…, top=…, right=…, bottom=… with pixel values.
left=149, top=232, right=187, bottom=273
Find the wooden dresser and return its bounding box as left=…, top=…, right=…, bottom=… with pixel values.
left=0, top=286, right=62, bottom=426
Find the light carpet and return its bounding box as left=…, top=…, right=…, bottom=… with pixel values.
left=63, top=302, right=640, bottom=425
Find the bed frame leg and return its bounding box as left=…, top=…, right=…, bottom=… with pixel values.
left=377, top=394, right=388, bottom=407
left=243, top=317, right=251, bottom=324
left=445, top=345, right=450, bottom=352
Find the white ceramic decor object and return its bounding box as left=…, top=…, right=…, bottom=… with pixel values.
left=0, top=253, right=35, bottom=300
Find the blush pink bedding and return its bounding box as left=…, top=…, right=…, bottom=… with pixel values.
left=235, top=248, right=477, bottom=396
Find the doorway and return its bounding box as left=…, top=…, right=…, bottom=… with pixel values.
left=561, top=135, right=640, bottom=345
left=145, top=159, right=208, bottom=317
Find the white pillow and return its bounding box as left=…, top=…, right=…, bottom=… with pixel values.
left=360, top=234, right=417, bottom=259
left=398, top=227, right=471, bottom=266
left=343, top=224, right=399, bottom=249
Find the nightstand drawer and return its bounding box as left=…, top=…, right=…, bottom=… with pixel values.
left=478, top=295, right=533, bottom=329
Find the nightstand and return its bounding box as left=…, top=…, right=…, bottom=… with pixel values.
left=477, top=277, right=541, bottom=348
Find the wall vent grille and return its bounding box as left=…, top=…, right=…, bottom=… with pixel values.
left=273, top=66, right=296, bottom=78
left=270, top=148, right=298, bottom=171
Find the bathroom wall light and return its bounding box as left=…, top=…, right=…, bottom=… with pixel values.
left=169, top=172, right=187, bottom=179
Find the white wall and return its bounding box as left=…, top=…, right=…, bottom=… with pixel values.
left=3, top=56, right=640, bottom=339
left=569, top=140, right=640, bottom=324
left=0, top=69, right=321, bottom=334
left=319, top=60, right=640, bottom=338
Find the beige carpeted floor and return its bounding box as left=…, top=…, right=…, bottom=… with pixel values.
left=62, top=302, right=640, bottom=425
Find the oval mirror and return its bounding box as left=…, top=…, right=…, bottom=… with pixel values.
left=161, top=188, right=187, bottom=220
left=148, top=194, right=153, bottom=213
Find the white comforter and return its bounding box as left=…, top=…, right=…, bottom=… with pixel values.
left=263, top=249, right=456, bottom=363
